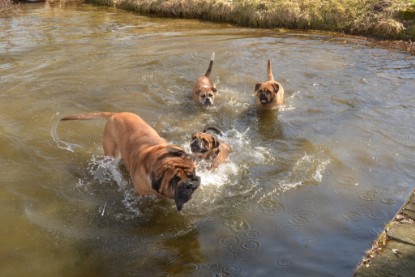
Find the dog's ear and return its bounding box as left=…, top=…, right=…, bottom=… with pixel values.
left=167, top=147, right=189, bottom=158
left=195, top=90, right=201, bottom=96
left=203, top=126, right=223, bottom=136
left=272, top=83, right=280, bottom=93
left=211, top=136, right=220, bottom=148
left=255, top=83, right=262, bottom=92
left=212, top=86, right=217, bottom=93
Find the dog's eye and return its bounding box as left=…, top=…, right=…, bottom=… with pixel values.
left=201, top=95, right=206, bottom=98
left=208, top=93, right=213, bottom=97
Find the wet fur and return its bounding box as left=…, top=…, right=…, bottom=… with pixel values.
left=255, top=59, right=284, bottom=108
left=190, top=127, right=231, bottom=170
left=192, top=52, right=217, bottom=106
left=61, top=112, right=200, bottom=211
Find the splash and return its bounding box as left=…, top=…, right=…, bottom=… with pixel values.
left=50, top=113, right=81, bottom=152
left=84, top=155, right=148, bottom=219
left=182, top=127, right=271, bottom=188
left=279, top=153, right=330, bottom=193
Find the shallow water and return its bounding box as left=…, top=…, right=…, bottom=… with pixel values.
left=1, top=3, right=415, bottom=276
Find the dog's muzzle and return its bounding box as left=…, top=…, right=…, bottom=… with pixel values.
left=202, top=97, right=213, bottom=106
left=259, top=93, right=270, bottom=104
left=190, top=139, right=205, bottom=153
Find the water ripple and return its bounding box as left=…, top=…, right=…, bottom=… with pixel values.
left=287, top=210, right=317, bottom=226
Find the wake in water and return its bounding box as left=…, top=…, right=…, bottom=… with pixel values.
left=51, top=98, right=331, bottom=219
left=50, top=113, right=81, bottom=152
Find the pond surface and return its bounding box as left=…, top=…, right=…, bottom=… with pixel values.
left=1, top=3, right=415, bottom=277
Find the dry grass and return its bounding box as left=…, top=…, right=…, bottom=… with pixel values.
left=47, top=0, right=86, bottom=5
left=85, top=0, right=415, bottom=40
left=0, top=0, right=20, bottom=17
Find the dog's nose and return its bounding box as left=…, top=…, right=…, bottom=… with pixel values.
left=204, top=98, right=213, bottom=105
left=185, top=177, right=200, bottom=191
left=190, top=140, right=202, bottom=151
left=260, top=93, right=268, bottom=103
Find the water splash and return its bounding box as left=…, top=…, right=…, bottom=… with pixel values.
left=50, top=113, right=81, bottom=152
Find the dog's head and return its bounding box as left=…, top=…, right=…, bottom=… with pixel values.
left=190, top=131, right=220, bottom=160
left=195, top=85, right=217, bottom=106
left=150, top=147, right=200, bottom=211
left=255, top=81, right=282, bottom=106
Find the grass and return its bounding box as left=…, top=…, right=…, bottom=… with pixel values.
left=2, top=0, right=414, bottom=41
left=0, top=0, right=20, bottom=17
left=83, top=0, right=415, bottom=40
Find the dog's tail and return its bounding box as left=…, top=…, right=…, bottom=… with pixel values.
left=267, top=59, right=274, bottom=81
left=203, top=126, right=223, bottom=136
left=204, top=52, right=215, bottom=77
left=60, top=112, right=114, bottom=121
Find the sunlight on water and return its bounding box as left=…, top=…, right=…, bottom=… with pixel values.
left=2, top=3, right=415, bottom=277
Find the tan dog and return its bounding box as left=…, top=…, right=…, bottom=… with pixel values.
left=61, top=112, right=200, bottom=211
left=190, top=127, right=231, bottom=170
left=192, top=52, right=217, bottom=106
left=255, top=59, right=284, bottom=108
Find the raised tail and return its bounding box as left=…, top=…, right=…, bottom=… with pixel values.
left=204, top=52, right=215, bottom=77
left=267, top=59, right=274, bottom=81
left=60, top=112, right=114, bottom=121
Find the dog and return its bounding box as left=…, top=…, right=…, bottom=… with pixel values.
left=192, top=52, right=217, bottom=106
left=190, top=127, right=231, bottom=170
left=255, top=59, right=284, bottom=108
left=61, top=112, right=200, bottom=211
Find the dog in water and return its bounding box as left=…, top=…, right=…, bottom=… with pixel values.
left=61, top=112, right=200, bottom=211
left=255, top=59, right=284, bottom=108
left=192, top=52, right=217, bottom=106
left=190, top=127, right=231, bottom=170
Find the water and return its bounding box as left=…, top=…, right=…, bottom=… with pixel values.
left=1, top=3, right=415, bottom=276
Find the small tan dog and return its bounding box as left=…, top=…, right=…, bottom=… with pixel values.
left=255, top=59, right=284, bottom=108
left=61, top=112, right=200, bottom=211
left=190, top=127, right=231, bottom=170
left=192, top=52, right=217, bottom=106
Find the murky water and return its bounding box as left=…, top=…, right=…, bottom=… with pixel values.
left=1, top=3, right=415, bottom=276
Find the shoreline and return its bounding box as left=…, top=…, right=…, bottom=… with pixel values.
left=353, top=188, right=415, bottom=276
left=2, top=1, right=415, bottom=53
left=84, top=0, right=415, bottom=53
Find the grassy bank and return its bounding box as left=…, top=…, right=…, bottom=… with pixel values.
left=0, top=0, right=20, bottom=16
left=2, top=0, right=415, bottom=42
left=83, top=0, right=415, bottom=41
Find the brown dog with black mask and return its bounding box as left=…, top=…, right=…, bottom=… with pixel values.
left=61, top=112, right=200, bottom=211
left=192, top=52, right=217, bottom=106
left=255, top=59, right=284, bottom=108
left=190, top=127, right=231, bottom=170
